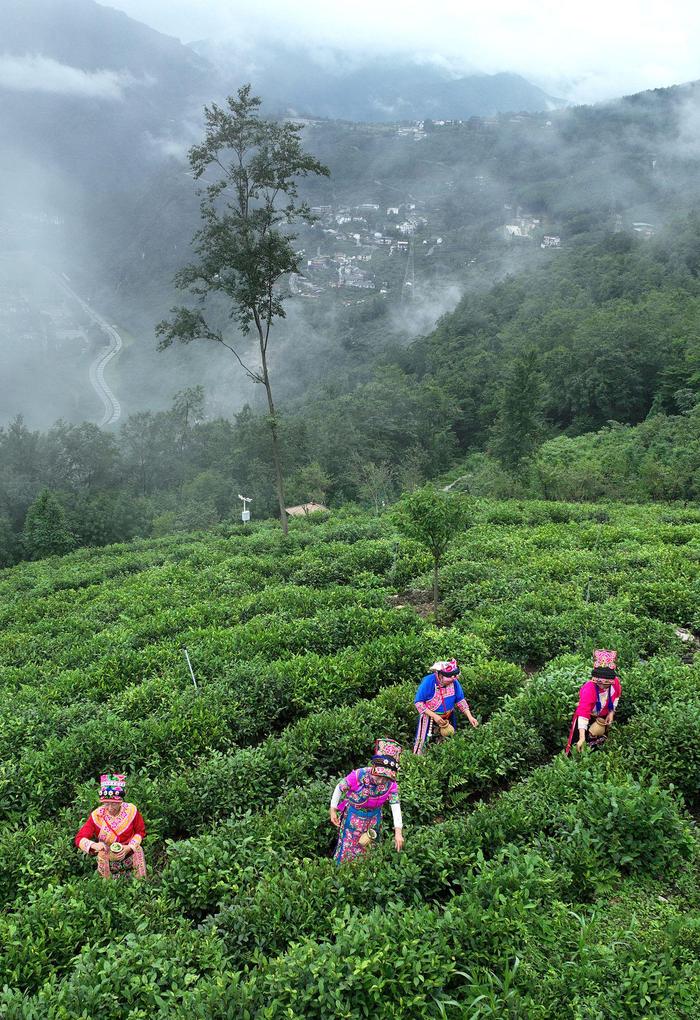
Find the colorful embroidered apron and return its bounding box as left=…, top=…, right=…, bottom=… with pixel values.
left=94, top=805, right=147, bottom=879
left=334, top=771, right=397, bottom=866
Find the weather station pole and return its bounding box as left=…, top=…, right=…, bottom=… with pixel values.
left=239, top=494, right=252, bottom=524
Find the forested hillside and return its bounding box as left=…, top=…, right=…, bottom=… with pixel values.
left=5, top=73, right=700, bottom=563
left=4, top=213, right=700, bottom=567
left=0, top=500, right=699, bottom=1015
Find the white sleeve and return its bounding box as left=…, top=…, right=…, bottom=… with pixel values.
left=330, top=783, right=343, bottom=810
left=390, top=802, right=403, bottom=829
left=577, top=716, right=589, bottom=731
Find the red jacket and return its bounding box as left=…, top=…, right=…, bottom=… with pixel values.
left=75, top=803, right=146, bottom=852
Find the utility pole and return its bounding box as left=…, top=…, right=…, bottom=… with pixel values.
left=402, top=239, right=415, bottom=303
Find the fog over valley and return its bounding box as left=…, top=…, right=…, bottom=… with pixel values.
left=2, top=0, right=700, bottom=432
left=1, top=0, right=700, bottom=540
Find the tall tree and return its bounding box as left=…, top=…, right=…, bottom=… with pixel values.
left=22, top=490, right=74, bottom=560
left=172, top=386, right=205, bottom=431
left=490, top=349, right=545, bottom=471
left=157, top=85, right=329, bottom=534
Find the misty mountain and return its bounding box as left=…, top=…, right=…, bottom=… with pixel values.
left=193, top=40, right=562, bottom=121
left=0, top=0, right=210, bottom=195
left=0, top=0, right=218, bottom=425
left=1, top=0, right=207, bottom=89
left=4, top=0, right=700, bottom=438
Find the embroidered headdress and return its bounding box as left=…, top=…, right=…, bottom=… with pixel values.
left=431, top=658, right=460, bottom=678
left=370, top=737, right=402, bottom=778
left=592, top=649, right=618, bottom=682
left=99, top=773, right=126, bottom=802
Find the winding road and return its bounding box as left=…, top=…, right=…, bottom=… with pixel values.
left=59, top=277, right=123, bottom=427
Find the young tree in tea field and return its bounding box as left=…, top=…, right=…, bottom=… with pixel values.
left=392, top=485, right=473, bottom=615
left=157, top=85, right=330, bottom=534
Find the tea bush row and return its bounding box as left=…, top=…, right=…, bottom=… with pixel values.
left=0, top=628, right=491, bottom=823
left=0, top=655, right=520, bottom=907
left=159, top=655, right=699, bottom=918
left=1, top=660, right=697, bottom=1009
left=2, top=747, right=696, bottom=1003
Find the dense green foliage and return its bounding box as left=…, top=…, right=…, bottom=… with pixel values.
left=0, top=498, right=698, bottom=1016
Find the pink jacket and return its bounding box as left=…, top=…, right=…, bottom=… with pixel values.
left=565, top=677, right=621, bottom=754
left=337, top=769, right=398, bottom=812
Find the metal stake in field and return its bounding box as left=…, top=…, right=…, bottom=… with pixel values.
left=183, top=647, right=198, bottom=690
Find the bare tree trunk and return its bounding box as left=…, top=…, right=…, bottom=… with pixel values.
left=432, top=558, right=440, bottom=616
left=259, top=341, right=288, bottom=536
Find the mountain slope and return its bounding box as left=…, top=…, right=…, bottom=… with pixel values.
left=0, top=0, right=212, bottom=190
left=0, top=502, right=697, bottom=1013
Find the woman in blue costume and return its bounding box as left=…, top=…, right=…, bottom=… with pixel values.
left=413, top=658, right=479, bottom=754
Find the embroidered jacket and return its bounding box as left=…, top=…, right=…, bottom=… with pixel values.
left=565, top=677, right=622, bottom=754
left=332, top=768, right=402, bottom=828
left=414, top=673, right=471, bottom=717
left=574, top=678, right=621, bottom=727
left=75, top=802, right=146, bottom=854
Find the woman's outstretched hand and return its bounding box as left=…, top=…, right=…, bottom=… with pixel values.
left=329, top=807, right=340, bottom=828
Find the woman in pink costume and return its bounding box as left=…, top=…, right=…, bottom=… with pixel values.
left=566, top=650, right=621, bottom=755
left=330, top=738, right=404, bottom=864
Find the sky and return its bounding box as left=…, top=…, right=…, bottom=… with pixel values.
left=103, top=0, right=700, bottom=103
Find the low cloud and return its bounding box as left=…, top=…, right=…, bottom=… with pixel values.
left=0, top=54, right=148, bottom=99
left=108, top=0, right=700, bottom=104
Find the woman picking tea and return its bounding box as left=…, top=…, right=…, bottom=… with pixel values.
left=75, top=773, right=147, bottom=879
left=413, top=658, right=479, bottom=755
left=330, top=739, right=404, bottom=865
left=566, top=649, right=622, bottom=754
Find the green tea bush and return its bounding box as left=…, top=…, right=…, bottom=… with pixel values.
left=21, top=927, right=229, bottom=1019
left=616, top=697, right=700, bottom=807
left=625, top=579, right=700, bottom=627
left=0, top=878, right=177, bottom=993
left=161, top=783, right=331, bottom=917
left=189, top=851, right=585, bottom=1020
left=0, top=818, right=77, bottom=908
left=202, top=751, right=697, bottom=971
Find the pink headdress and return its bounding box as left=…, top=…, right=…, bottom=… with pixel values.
left=99, top=773, right=126, bottom=802
left=370, top=737, right=402, bottom=778
left=431, top=658, right=460, bottom=678
left=593, top=650, right=617, bottom=670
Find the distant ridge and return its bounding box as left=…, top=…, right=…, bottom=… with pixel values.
left=191, top=40, right=563, bottom=121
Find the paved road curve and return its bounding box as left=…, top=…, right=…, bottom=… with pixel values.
left=60, top=278, right=123, bottom=426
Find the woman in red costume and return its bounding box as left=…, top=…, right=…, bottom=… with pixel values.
left=75, top=773, right=147, bottom=879
left=566, top=650, right=621, bottom=755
